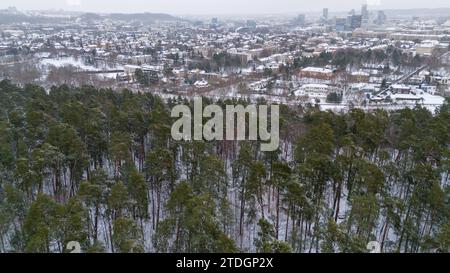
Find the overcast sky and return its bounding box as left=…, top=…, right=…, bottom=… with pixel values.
left=1, top=0, right=450, bottom=15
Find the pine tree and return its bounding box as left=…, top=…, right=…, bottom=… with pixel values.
left=23, top=194, right=58, bottom=253
left=154, top=182, right=236, bottom=253
left=112, top=217, right=144, bottom=253
left=254, top=218, right=292, bottom=253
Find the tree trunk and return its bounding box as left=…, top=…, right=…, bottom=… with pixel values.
left=276, top=187, right=280, bottom=240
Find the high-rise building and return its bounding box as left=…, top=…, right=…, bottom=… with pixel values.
left=361, top=4, right=369, bottom=27
left=335, top=18, right=347, bottom=31
left=295, top=14, right=306, bottom=26
left=322, top=8, right=329, bottom=20
left=376, top=11, right=387, bottom=25
left=346, top=14, right=362, bottom=30
left=211, top=17, right=218, bottom=25
left=361, top=4, right=369, bottom=19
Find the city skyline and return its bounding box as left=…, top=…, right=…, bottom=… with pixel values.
left=1, top=0, right=450, bottom=15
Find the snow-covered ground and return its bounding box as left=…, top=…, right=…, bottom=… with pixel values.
left=40, top=57, right=123, bottom=72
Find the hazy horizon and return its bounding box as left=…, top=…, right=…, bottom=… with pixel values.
left=1, top=0, right=450, bottom=15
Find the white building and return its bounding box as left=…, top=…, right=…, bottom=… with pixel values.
left=415, top=40, right=439, bottom=56
left=124, top=65, right=141, bottom=76
left=295, top=84, right=330, bottom=97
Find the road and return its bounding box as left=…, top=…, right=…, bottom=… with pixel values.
left=375, top=51, right=450, bottom=97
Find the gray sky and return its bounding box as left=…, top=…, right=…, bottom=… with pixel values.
left=1, top=0, right=450, bottom=15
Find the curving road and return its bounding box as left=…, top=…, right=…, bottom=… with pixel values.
left=375, top=51, right=450, bottom=97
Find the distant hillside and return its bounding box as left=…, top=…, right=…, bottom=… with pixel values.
left=107, top=12, right=184, bottom=23
left=0, top=10, right=183, bottom=25
left=79, top=12, right=103, bottom=21
left=0, top=13, right=71, bottom=24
